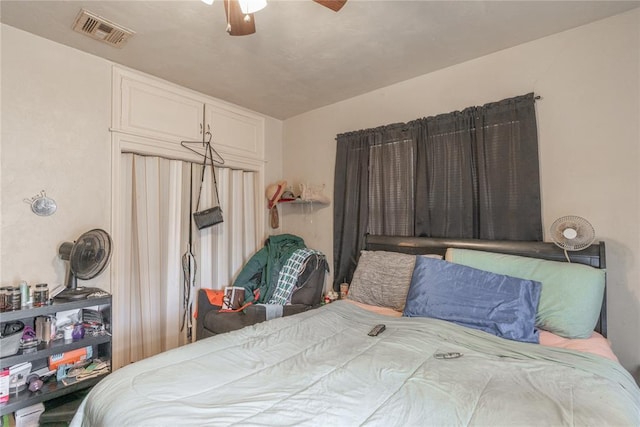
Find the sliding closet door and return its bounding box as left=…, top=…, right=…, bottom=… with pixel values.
left=117, top=154, right=190, bottom=365
left=115, top=153, right=258, bottom=368
left=193, top=165, right=257, bottom=291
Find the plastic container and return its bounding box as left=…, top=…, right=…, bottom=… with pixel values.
left=7, top=286, right=21, bottom=311
left=0, top=287, right=7, bottom=311
left=340, top=283, right=349, bottom=299
left=0, top=368, right=9, bottom=403
left=33, top=283, right=49, bottom=307
left=19, top=281, right=30, bottom=306
left=0, top=320, right=25, bottom=357
left=35, top=316, right=52, bottom=343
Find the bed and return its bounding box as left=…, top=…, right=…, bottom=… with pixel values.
left=71, top=236, right=640, bottom=426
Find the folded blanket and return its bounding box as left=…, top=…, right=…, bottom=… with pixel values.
left=269, top=248, right=323, bottom=305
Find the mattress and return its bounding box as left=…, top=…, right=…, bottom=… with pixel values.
left=72, top=301, right=640, bottom=426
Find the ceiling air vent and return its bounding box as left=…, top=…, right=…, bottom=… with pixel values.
left=72, top=9, right=135, bottom=48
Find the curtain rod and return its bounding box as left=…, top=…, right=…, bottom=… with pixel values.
left=337, top=93, right=541, bottom=140
left=121, top=150, right=242, bottom=171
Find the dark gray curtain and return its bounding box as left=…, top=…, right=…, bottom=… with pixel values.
left=333, top=126, right=388, bottom=288
left=333, top=93, right=541, bottom=287
left=367, top=127, right=416, bottom=236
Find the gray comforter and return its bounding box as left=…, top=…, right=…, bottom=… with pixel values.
left=72, top=301, right=640, bottom=426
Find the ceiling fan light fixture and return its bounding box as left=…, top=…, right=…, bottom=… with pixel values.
left=238, top=0, right=267, bottom=14
left=224, top=0, right=256, bottom=36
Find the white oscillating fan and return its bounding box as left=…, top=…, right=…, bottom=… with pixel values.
left=550, top=215, right=595, bottom=262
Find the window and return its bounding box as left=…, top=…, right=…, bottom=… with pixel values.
left=333, top=93, right=541, bottom=287
left=368, top=138, right=415, bottom=236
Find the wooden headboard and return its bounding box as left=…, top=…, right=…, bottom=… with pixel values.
left=364, top=235, right=607, bottom=337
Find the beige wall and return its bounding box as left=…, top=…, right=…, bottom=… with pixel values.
left=0, top=25, right=283, bottom=291
left=282, top=9, right=640, bottom=375
left=1, top=24, right=113, bottom=290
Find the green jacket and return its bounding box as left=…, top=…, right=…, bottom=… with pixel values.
left=233, top=234, right=306, bottom=304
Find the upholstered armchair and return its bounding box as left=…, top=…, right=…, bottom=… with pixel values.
left=196, top=253, right=327, bottom=340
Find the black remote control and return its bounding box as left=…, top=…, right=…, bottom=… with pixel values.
left=368, top=324, right=386, bottom=336
left=434, top=352, right=463, bottom=359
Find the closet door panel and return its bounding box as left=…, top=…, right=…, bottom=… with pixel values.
left=115, top=68, right=203, bottom=142
left=205, top=103, right=264, bottom=161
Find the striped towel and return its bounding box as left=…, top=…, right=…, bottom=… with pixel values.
left=269, top=248, right=321, bottom=305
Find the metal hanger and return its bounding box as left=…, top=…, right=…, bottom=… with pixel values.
left=181, top=130, right=225, bottom=165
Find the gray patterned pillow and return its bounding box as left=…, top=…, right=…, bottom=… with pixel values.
left=347, top=250, right=418, bottom=311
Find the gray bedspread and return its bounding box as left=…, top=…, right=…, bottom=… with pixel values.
left=72, top=301, right=640, bottom=426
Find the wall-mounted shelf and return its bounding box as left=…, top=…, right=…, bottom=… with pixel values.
left=275, top=183, right=330, bottom=207
left=279, top=198, right=329, bottom=206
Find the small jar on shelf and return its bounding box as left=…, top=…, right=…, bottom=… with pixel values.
left=0, top=287, right=8, bottom=311
left=7, top=286, right=21, bottom=311
left=33, top=283, right=49, bottom=307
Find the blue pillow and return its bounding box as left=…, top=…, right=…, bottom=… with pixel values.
left=403, top=256, right=542, bottom=343
left=445, top=248, right=605, bottom=339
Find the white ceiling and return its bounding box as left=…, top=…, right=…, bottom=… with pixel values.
left=2, top=0, right=638, bottom=119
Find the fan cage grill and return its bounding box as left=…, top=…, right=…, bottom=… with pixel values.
left=550, top=215, right=595, bottom=251
left=70, top=230, right=112, bottom=279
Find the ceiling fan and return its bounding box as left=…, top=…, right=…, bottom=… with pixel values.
left=203, top=0, right=348, bottom=36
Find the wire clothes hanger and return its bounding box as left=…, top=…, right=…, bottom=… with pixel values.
left=180, top=129, right=225, bottom=166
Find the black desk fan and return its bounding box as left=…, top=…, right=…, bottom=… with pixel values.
left=55, top=228, right=112, bottom=300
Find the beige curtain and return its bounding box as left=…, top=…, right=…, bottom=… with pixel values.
left=193, top=166, right=258, bottom=290
left=114, top=154, right=258, bottom=368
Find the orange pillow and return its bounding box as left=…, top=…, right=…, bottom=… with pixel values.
left=194, top=289, right=225, bottom=318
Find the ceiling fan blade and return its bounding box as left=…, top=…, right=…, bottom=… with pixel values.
left=224, top=0, right=256, bottom=36
left=313, top=0, right=347, bottom=12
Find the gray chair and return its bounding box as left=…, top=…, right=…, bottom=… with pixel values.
left=196, top=253, right=327, bottom=340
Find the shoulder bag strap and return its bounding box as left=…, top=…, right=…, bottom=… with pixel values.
left=207, top=142, right=221, bottom=207
left=194, top=147, right=208, bottom=212
left=194, top=142, right=221, bottom=211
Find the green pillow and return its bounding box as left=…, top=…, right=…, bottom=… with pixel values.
left=446, top=248, right=605, bottom=339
